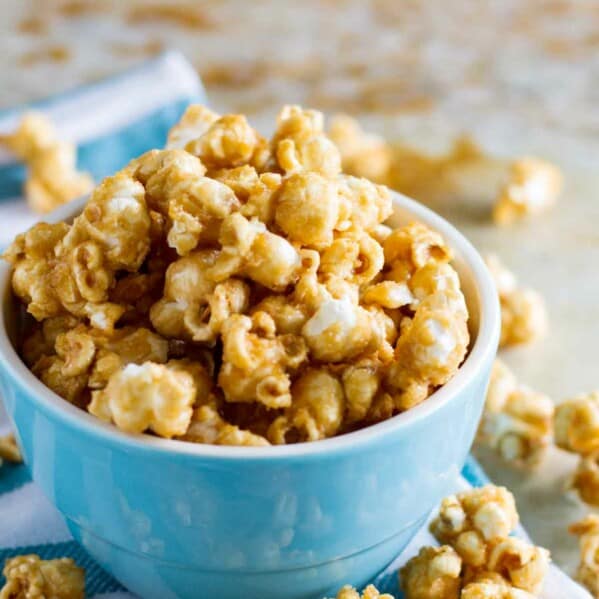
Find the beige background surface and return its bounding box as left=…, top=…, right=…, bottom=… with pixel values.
left=1, top=0, right=598, bottom=577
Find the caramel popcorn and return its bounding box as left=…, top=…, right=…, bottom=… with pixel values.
left=485, top=254, right=547, bottom=348
left=430, top=486, right=519, bottom=568
left=482, top=537, right=550, bottom=595
left=477, top=359, right=554, bottom=467
left=399, top=545, right=462, bottom=599
left=0, top=554, right=85, bottom=599
left=268, top=367, right=345, bottom=443
left=333, top=584, right=394, bottom=599
left=88, top=361, right=201, bottom=437
left=4, top=104, right=471, bottom=446
left=569, top=514, right=599, bottom=596
left=493, top=158, right=563, bottom=225
left=0, top=434, right=22, bottom=465
left=570, top=451, right=599, bottom=507
left=461, top=573, right=536, bottom=598
left=219, top=312, right=307, bottom=409
left=554, top=392, right=599, bottom=455
left=0, top=112, right=93, bottom=213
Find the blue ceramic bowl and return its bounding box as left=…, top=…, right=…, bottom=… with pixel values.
left=0, top=192, right=499, bottom=599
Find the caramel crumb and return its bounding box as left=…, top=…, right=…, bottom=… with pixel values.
left=127, top=3, right=215, bottom=30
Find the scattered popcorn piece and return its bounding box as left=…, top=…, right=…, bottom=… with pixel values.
left=493, top=158, right=562, bottom=225
left=461, top=572, right=536, bottom=598
left=430, top=485, right=519, bottom=568
left=88, top=361, right=201, bottom=437
left=399, top=545, right=462, bottom=599
left=477, top=359, right=554, bottom=467
left=569, top=514, right=599, bottom=596
left=554, top=392, right=599, bottom=455
left=485, top=254, right=547, bottom=348
left=0, top=112, right=93, bottom=213
left=484, top=536, right=550, bottom=594
left=0, top=434, right=22, bottom=464
left=0, top=554, right=85, bottom=599
left=570, top=451, right=599, bottom=507
left=334, top=583, right=394, bottom=599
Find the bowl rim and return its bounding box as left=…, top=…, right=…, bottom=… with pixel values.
left=0, top=191, right=500, bottom=460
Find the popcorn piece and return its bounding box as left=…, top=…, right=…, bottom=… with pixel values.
left=569, top=514, right=599, bottom=596
left=273, top=105, right=341, bottom=178
left=570, top=451, right=599, bottom=506
left=320, top=233, right=384, bottom=288
left=430, top=485, right=518, bottom=567
left=3, top=222, right=69, bottom=320
left=0, top=554, right=85, bottom=599
left=186, top=113, right=269, bottom=170
left=252, top=294, right=308, bottom=335
left=554, top=392, right=599, bottom=455
left=328, top=114, right=392, bottom=183
left=342, top=361, right=383, bottom=424
left=399, top=545, right=462, bottom=599
left=166, top=175, right=240, bottom=255
left=461, top=573, right=536, bottom=598
left=275, top=172, right=340, bottom=249
left=214, top=165, right=281, bottom=224
left=219, top=312, right=307, bottom=409
left=493, top=158, right=563, bottom=225
left=268, top=367, right=345, bottom=443
left=88, top=361, right=200, bottom=437
left=477, top=359, right=554, bottom=467
left=336, top=175, right=393, bottom=234
left=132, top=148, right=239, bottom=255
left=302, top=296, right=384, bottom=362
left=32, top=355, right=89, bottom=405
left=166, top=104, right=219, bottom=149
left=385, top=293, right=469, bottom=411
left=209, top=212, right=301, bottom=290
left=334, top=584, right=394, bottom=599
left=384, top=222, right=452, bottom=281
left=181, top=402, right=270, bottom=447
left=0, top=434, right=22, bottom=464
left=484, top=536, right=550, bottom=595
left=485, top=255, right=547, bottom=348
left=150, top=249, right=250, bottom=343
left=0, top=112, right=93, bottom=213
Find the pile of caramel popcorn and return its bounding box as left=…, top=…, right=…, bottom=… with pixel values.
left=3, top=104, right=470, bottom=446
left=0, top=113, right=94, bottom=214
left=0, top=555, right=84, bottom=599
left=401, top=485, right=550, bottom=599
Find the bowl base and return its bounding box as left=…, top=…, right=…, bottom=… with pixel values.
left=67, top=515, right=427, bottom=599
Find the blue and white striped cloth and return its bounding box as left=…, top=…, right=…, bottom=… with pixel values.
left=0, top=52, right=589, bottom=598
